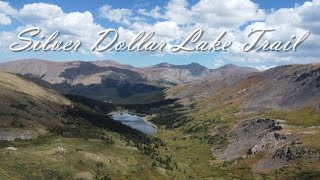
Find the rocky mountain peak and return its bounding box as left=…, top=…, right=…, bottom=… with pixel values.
left=153, top=62, right=173, bottom=68
left=216, top=64, right=239, bottom=70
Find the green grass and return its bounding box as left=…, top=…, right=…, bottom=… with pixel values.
left=162, top=83, right=320, bottom=179
left=264, top=107, right=320, bottom=127
left=0, top=134, right=173, bottom=179
left=153, top=128, right=254, bottom=179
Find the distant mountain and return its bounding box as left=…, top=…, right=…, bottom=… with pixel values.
left=0, top=59, right=212, bottom=85
left=91, top=60, right=134, bottom=69
left=0, top=59, right=258, bottom=103
left=0, top=59, right=161, bottom=103
left=210, top=63, right=259, bottom=76
left=0, top=59, right=142, bottom=85
left=137, top=62, right=211, bottom=85
left=151, top=62, right=209, bottom=76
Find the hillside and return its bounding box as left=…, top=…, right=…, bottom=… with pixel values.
left=242, top=64, right=320, bottom=110
left=0, top=72, right=70, bottom=131
left=166, top=63, right=259, bottom=104
left=168, top=64, right=320, bottom=110
left=0, top=72, right=191, bottom=179
left=163, top=63, right=320, bottom=178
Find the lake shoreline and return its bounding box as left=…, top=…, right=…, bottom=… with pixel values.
left=109, top=111, right=157, bottom=135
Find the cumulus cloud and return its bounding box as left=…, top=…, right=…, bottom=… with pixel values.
left=127, top=0, right=319, bottom=65
left=137, top=0, right=265, bottom=28
left=0, top=2, right=104, bottom=54
left=164, top=0, right=192, bottom=25
left=121, top=0, right=316, bottom=65
left=18, top=3, right=64, bottom=21
left=18, top=3, right=103, bottom=36
left=0, top=1, right=17, bottom=15
left=99, top=5, right=133, bottom=25
left=0, top=1, right=17, bottom=25
left=191, top=0, right=265, bottom=28
left=138, top=6, right=162, bottom=19
left=220, top=0, right=320, bottom=65
left=100, top=0, right=266, bottom=55
left=250, top=65, right=275, bottom=71
left=0, top=13, right=11, bottom=25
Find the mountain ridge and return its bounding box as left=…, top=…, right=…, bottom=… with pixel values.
left=167, top=63, right=320, bottom=110
left=0, top=59, right=258, bottom=103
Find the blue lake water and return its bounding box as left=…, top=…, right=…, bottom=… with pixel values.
left=111, top=113, right=156, bottom=135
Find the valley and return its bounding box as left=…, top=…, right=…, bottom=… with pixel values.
left=0, top=60, right=319, bottom=179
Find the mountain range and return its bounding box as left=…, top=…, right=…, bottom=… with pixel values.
left=0, top=59, right=319, bottom=179
left=0, top=59, right=258, bottom=103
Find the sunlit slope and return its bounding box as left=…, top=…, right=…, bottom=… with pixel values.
left=168, top=63, right=320, bottom=110
left=0, top=72, right=186, bottom=179
left=162, top=64, right=320, bottom=178
left=0, top=71, right=71, bottom=128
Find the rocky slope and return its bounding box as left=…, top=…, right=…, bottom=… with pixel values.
left=168, top=63, right=320, bottom=110
left=165, top=63, right=320, bottom=176
left=166, top=64, right=259, bottom=104
left=242, top=64, right=320, bottom=111
left=0, top=72, right=189, bottom=179
left=138, top=62, right=211, bottom=84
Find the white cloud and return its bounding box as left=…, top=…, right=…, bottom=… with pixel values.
left=222, top=0, right=320, bottom=65
left=0, top=1, right=17, bottom=25
left=18, top=3, right=63, bottom=21
left=0, top=13, right=11, bottom=25
left=0, top=2, right=104, bottom=55
left=138, top=6, right=162, bottom=19
left=137, top=0, right=265, bottom=28
left=191, top=0, right=265, bottom=28
left=250, top=65, right=275, bottom=71
left=138, top=0, right=192, bottom=25
left=0, top=31, right=15, bottom=50
left=99, top=5, right=133, bottom=25
left=17, top=3, right=103, bottom=36
left=165, top=0, right=192, bottom=25
left=0, top=1, right=17, bottom=15
left=108, top=0, right=266, bottom=55
left=130, top=21, right=183, bottom=40
left=142, top=0, right=318, bottom=66
left=132, top=0, right=317, bottom=66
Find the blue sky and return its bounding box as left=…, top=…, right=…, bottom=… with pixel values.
left=0, top=0, right=318, bottom=69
